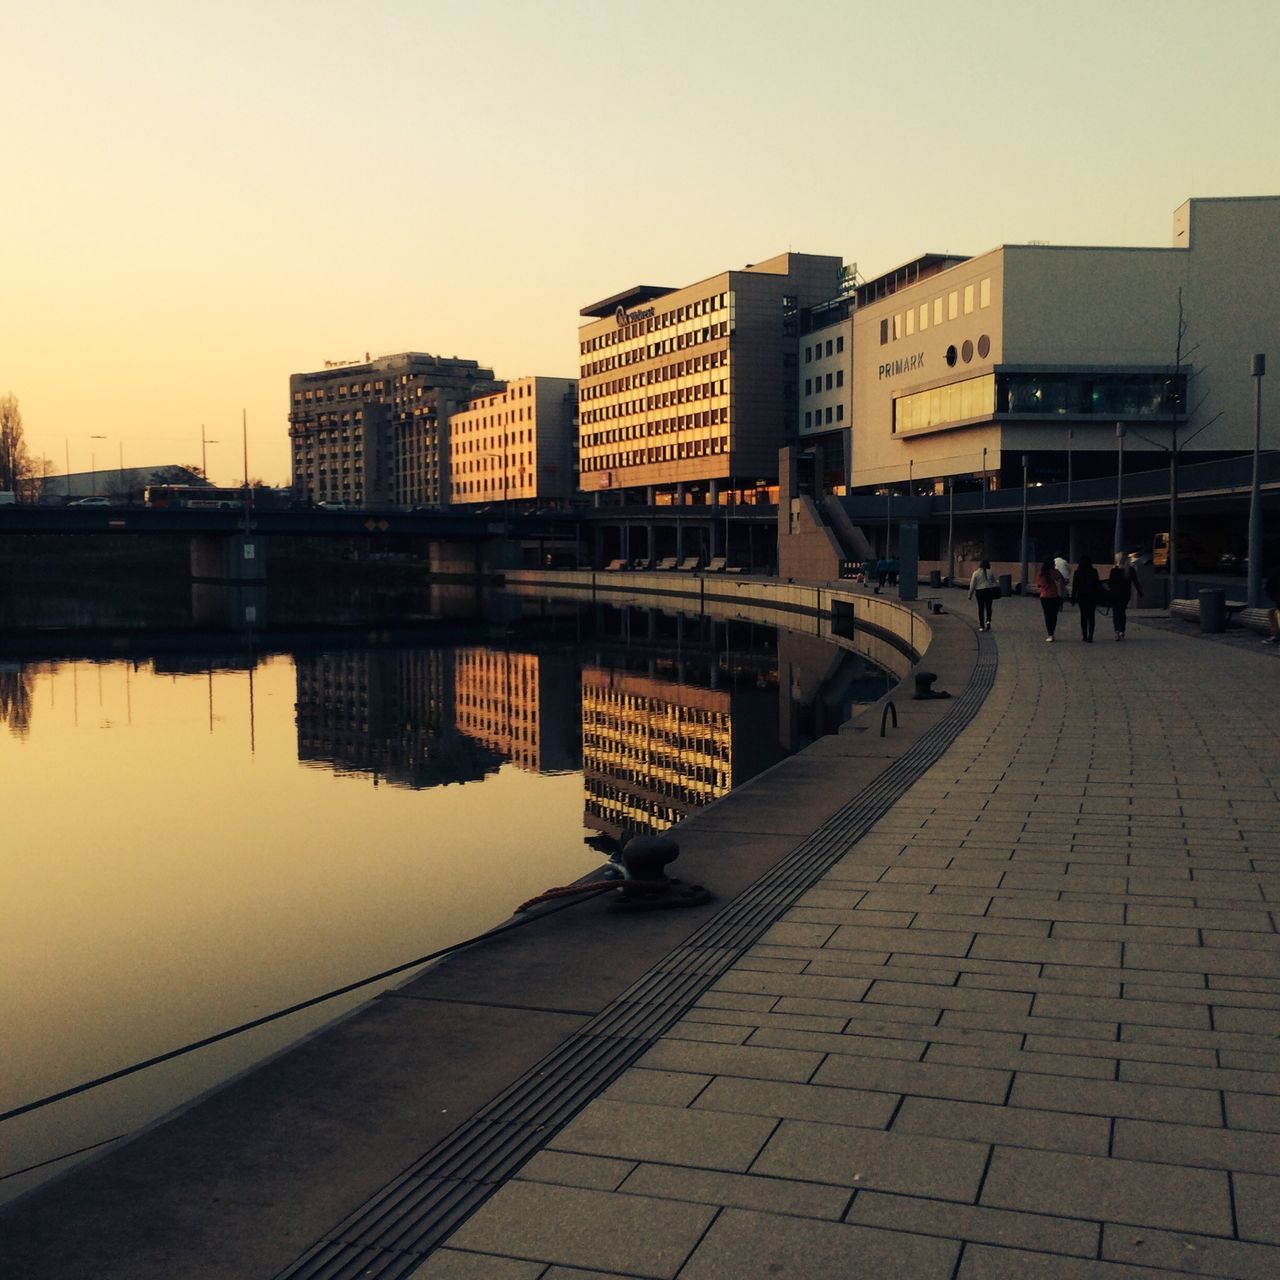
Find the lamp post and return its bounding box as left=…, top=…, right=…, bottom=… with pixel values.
left=946, top=476, right=955, bottom=583
left=884, top=487, right=892, bottom=558
left=89, top=434, right=106, bottom=497
left=64, top=440, right=71, bottom=498
left=1019, top=454, right=1029, bottom=589
left=1247, top=354, right=1266, bottom=607
left=1067, top=428, right=1073, bottom=503
left=201, top=424, right=218, bottom=479
left=981, top=446, right=988, bottom=510
left=1113, top=422, right=1126, bottom=564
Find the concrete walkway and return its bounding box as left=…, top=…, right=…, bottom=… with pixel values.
left=419, top=599, right=1280, bottom=1279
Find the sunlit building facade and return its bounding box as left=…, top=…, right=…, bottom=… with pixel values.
left=577, top=252, right=843, bottom=503
left=288, top=352, right=501, bottom=507
left=449, top=376, right=578, bottom=509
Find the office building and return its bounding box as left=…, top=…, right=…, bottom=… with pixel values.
left=577, top=252, right=843, bottom=503
left=449, top=376, right=578, bottom=510
left=289, top=352, right=501, bottom=507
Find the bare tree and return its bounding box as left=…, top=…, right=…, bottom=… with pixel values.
left=0, top=393, right=30, bottom=495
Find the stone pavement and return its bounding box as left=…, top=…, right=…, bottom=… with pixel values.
left=415, top=598, right=1280, bottom=1279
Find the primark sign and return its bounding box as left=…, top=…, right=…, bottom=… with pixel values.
left=879, top=352, right=924, bottom=380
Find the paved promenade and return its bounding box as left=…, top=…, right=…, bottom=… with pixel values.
left=417, top=598, right=1280, bottom=1279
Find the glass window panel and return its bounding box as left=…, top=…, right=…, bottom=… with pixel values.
left=964, top=285, right=975, bottom=314
left=980, top=278, right=991, bottom=308
left=919, top=304, right=928, bottom=331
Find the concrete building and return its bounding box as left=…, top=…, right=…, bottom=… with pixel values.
left=578, top=252, right=844, bottom=505
left=849, top=196, right=1280, bottom=494
left=289, top=353, right=502, bottom=508
left=797, top=297, right=855, bottom=494
left=449, top=376, right=578, bottom=510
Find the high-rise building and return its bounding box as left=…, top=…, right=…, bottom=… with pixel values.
left=289, top=352, right=502, bottom=507
left=577, top=252, right=843, bottom=503
left=449, top=376, right=578, bottom=510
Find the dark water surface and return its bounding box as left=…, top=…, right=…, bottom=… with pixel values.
left=0, top=586, right=893, bottom=1205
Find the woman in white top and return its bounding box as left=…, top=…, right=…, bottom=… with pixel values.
left=968, top=559, right=999, bottom=631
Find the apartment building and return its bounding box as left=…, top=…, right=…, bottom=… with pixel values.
left=577, top=252, right=843, bottom=503
left=289, top=352, right=501, bottom=507
left=449, top=376, right=578, bottom=509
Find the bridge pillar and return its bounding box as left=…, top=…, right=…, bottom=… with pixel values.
left=190, top=533, right=267, bottom=583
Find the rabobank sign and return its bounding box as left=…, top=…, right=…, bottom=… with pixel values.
left=615, top=304, right=656, bottom=327
left=879, top=352, right=924, bottom=380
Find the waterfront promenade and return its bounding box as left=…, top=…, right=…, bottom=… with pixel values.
left=414, top=596, right=1280, bottom=1279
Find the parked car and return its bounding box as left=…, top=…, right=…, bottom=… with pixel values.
left=69, top=496, right=112, bottom=507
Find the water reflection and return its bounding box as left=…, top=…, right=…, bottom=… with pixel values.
left=0, top=593, right=893, bottom=1207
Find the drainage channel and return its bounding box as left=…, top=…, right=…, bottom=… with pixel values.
left=278, top=633, right=998, bottom=1280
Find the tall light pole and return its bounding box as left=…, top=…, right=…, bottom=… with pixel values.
left=1019, top=454, right=1029, bottom=589
left=1113, top=422, right=1126, bottom=563
left=884, top=487, right=892, bottom=558
left=201, top=424, right=218, bottom=479
left=946, top=476, right=955, bottom=583
left=64, top=439, right=71, bottom=498
left=1066, top=428, right=1074, bottom=503
left=981, top=446, right=988, bottom=510
left=1247, top=354, right=1266, bottom=607
left=89, top=434, right=106, bottom=497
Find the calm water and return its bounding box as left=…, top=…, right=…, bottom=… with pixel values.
left=0, top=594, right=893, bottom=1206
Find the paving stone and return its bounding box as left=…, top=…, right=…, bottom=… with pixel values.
left=959, top=971, right=1122, bottom=999
left=1029, top=992, right=1211, bottom=1029
left=1126, top=906, right=1275, bottom=930
left=1211, top=1006, right=1280, bottom=1035
left=957, top=1241, right=1201, bottom=1278
left=911, top=911, right=1050, bottom=938
left=1007, top=1074, right=1222, bottom=1125
left=1234, top=1171, right=1280, bottom=1243
left=1101, top=1222, right=1280, bottom=1280
left=924, top=1041, right=1115, bottom=1080
left=980, top=1146, right=1233, bottom=1235
left=747, top=1025, right=926, bottom=1061
left=447, top=1181, right=715, bottom=1278
left=634, top=1038, right=822, bottom=1083
left=714, top=968, right=872, bottom=1003
left=682, top=1005, right=848, bottom=1035
left=619, top=1162, right=850, bottom=1219
left=866, top=978, right=1033, bottom=1016
left=970, top=934, right=1123, bottom=968
left=407, top=1250, right=546, bottom=1279
left=692, top=1076, right=898, bottom=1128
left=1113, top=1118, right=1280, bottom=1175
left=893, top=1096, right=1110, bottom=1155
left=942, top=1009, right=1120, bottom=1040
left=826, top=923, right=976, bottom=956
left=1119, top=1058, right=1280, bottom=1095
left=814, top=1051, right=1010, bottom=1104
left=1022, top=1032, right=1215, bottom=1068
left=1050, top=921, right=1200, bottom=946
left=548, top=1099, right=776, bottom=1172
left=757, top=921, right=837, bottom=948
left=602, top=1069, right=710, bottom=1108
left=678, top=1208, right=959, bottom=1280
left=1126, top=942, right=1280, bottom=978
left=753, top=1117, right=988, bottom=1200
left=783, top=905, right=914, bottom=928
left=775, top=994, right=937, bottom=1022
left=517, top=1150, right=635, bottom=1191
left=848, top=1189, right=1099, bottom=1257
left=667, top=1019, right=751, bottom=1045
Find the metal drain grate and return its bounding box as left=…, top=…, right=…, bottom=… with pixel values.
left=278, top=637, right=998, bottom=1279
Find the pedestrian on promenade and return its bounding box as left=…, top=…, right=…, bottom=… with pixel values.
left=1264, top=565, right=1280, bottom=645
left=968, top=558, right=999, bottom=631
left=875, top=557, right=889, bottom=588
left=1071, top=554, right=1102, bottom=642
left=1107, top=555, right=1143, bottom=640
left=1037, top=557, right=1066, bottom=642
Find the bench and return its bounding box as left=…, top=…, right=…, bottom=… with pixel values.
left=630, top=558, right=652, bottom=571
left=604, top=559, right=626, bottom=571
left=655, top=557, right=678, bottom=571
left=1169, top=598, right=1270, bottom=633
left=677, top=557, right=700, bottom=572
left=705, top=556, right=727, bottom=573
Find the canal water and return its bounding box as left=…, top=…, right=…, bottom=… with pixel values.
left=0, top=591, right=895, bottom=1206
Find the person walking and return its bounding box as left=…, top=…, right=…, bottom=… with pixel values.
left=1037, top=557, right=1066, bottom=642
left=1107, top=555, right=1143, bottom=640
left=968, top=559, right=999, bottom=631
left=1263, top=564, right=1279, bottom=645
left=1070, top=554, right=1101, bottom=642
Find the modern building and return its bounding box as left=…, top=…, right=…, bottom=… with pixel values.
left=449, top=376, right=578, bottom=510
left=849, top=196, right=1280, bottom=494
left=289, top=353, right=502, bottom=508
left=577, top=252, right=844, bottom=505
left=796, top=296, right=856, bottom=494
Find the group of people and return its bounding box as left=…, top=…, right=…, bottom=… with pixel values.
left=967, top=555, right=1144, bottom=642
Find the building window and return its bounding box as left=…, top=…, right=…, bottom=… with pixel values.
left=804, top=346, right=812, bottom=362
left=836, top=336, right=844, bottom=353
left=980, top=278, right=991, bottom=308
left=825, top=340, right=833, bottom=356
left=836, top=404, right=844, bottom=421
left=880, top=319, right=889, bottom=345
left=964, top=284, right=975, bottom=315
left=836, top=370, right=844, bottom=387
left=906, top=309, right=915, bottom=337
left=919, top=304, right=928, bottom=331
left=934, top=298, right=943, bottom=326
left=948, top=292, right=959, bottom=320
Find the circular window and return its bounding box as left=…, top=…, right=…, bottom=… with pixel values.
left=945, top=345, right=958, bottom=368
left=961, top=340, right=974, bottom=363
left=977, top=334, right=991, bottom=358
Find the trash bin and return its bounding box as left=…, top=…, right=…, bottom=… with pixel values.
left=928, top=569, right=941, bottom=587
left=998, top=573, right=1013, bottom=597
left=1199, top=588, right=1226, bottom=633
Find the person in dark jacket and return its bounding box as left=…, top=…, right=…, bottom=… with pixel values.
left=1107, top=556, right=1143, bottom=640
left=1071, top=555, right=1102, bottom=642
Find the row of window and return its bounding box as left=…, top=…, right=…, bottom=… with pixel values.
left=803, top=405, right=846, bottom=429
left=581, top=379, right=728, bottom=426
left=581, top=321, right=730, bottom=376
left=879, top=277, right=992, bottom=345
left=581, top=350, right=728, bottom=401
left=804, top=371, right=844, bottom=395
left=804, top=335, right=845, bottom=362
left=580, top=409, right=728, bottom=448
left=581, top=435, right=730, bottom=470
left=580, top=293, right=730, bottom=355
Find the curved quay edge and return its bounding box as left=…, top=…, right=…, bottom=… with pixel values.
left=275, top=574, right=995, bottom=1280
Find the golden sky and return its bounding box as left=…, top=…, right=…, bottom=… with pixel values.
left=4, top=0, right=1279, bottom=485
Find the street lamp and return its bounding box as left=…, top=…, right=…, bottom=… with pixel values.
left=981, top=446, right=988, bottom=510
left=946, top=476, right=955, bottom=583
left=1113, top=422, right=1126, bottom=563
left=1019, top=455, right=1029, bottom=589
left=1248, top=354, right=1266, bottom=607
left=89, top=434, right=106, bottom=497
left=201, top=424, right=218, bottom=479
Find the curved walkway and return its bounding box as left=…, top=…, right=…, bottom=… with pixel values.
left=421, top=598, right=1280, bottom=1279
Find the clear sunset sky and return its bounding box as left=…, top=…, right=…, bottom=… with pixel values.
left=4, top=0, right=1279, bottom=486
